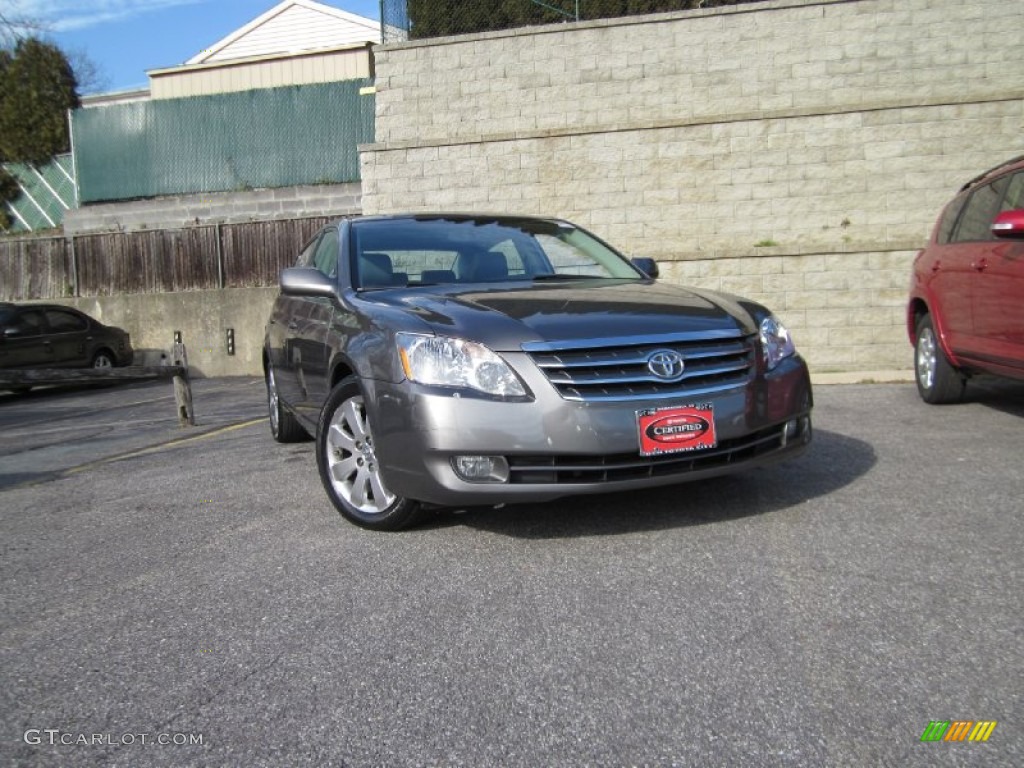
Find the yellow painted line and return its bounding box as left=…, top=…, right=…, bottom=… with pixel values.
left=63, top=418, right=267, bottom=476
left=94, top=379, right=263, bottom=409
left=2, top=419, right=267, bottom=491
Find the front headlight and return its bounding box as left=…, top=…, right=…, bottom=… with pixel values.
left=760, top=315, right=796, bottom=371
left=396, top=333, right=527, bottom=397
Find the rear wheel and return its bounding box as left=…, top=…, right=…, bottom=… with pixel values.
left=266, top=366, right=308, bottom=442
left=914, top=314, right=965, bottom=404
left=316, top=376, right=423, bottom=531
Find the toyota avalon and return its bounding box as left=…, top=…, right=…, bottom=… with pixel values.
left=264, top=214, right=812, bottom=530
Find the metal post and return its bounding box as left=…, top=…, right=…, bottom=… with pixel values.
left=69, top=235, right=79, bottom=297
left=171, top=339, right=195, bottom=427
left=215, top=222, right=224, bottom=289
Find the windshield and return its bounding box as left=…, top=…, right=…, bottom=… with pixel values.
left=350, top=216, right=642, bottom=289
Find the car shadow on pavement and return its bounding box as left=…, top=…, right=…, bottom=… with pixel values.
left=440, top=428, right=875, bottom=539
left=0, top=382, right=115, bottom=401
left=0, top=471, right=62, bottom=490
left=961, top=377, right=1024, bottom=418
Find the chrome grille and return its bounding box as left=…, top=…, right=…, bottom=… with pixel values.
left=523, top=331, right=755, bottom=402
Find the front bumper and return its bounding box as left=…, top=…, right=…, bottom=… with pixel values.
left=368, top=355, right=812, bottom=507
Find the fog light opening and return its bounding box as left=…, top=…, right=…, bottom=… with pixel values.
left=781, top=419, right=800, bottom=446
left=452, top=455, right=510, bottom=483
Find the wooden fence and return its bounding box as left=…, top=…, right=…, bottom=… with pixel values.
left=0, top=216, right=337, bottom=301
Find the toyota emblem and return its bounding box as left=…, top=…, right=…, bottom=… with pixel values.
left=646, top=349, right=685, bottom=381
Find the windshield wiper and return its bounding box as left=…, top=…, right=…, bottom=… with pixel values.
left=531, top=273, right=605, bottom=281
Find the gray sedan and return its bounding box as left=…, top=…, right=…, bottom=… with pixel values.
left=263, top=214, right=812, bottom=530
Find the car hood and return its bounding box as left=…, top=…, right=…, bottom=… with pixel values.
left=365, top=280, right=759, bottom=349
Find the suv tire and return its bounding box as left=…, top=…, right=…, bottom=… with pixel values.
left=914, top=314, right=965, bottom=404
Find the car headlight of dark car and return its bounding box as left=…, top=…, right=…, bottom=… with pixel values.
left=759, top=314, right=796, bottom=371
left=396, top=332, right=528, bottom=397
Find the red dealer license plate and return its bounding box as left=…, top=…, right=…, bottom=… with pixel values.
left=637, top=403, right=717, bottom=457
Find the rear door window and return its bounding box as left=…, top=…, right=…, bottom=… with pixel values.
left=45, top=310, right=88, bottom=333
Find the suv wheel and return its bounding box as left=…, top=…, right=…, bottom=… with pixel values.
left=316, top=376, right=423, bottom=531
left=914, top=314, right=965, bottom=404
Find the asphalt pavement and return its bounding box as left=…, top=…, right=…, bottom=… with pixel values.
left=0, top=376, right=1021, bottom=767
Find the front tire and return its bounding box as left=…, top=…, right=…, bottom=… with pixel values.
left=914, top=314, right=965, bottom=404
left=316, top=376, right=423, bottom=531
left=92, top=350, right=115, bottom=368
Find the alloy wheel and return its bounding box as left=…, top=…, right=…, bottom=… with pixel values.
left=324, top=395, right=395, bottom=515
left=916, top=326, right=937, bottom=392
left=267, top=368, right=280, bottom=434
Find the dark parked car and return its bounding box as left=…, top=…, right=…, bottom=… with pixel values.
left=908, top=155, right=1024, bottom=403
left=0, top=303, right=134, bottom=370
left=264, top=214, right=813, bottom=530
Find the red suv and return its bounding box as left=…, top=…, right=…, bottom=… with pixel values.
left=908, top=155, right=1024, bottom=403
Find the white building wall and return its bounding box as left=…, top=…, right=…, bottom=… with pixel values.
left=206, top=4, right=378, bottom=61
left=149, top=45, right=373, bottom=99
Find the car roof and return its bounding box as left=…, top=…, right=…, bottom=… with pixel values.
left=959, top=154, right=1024, bottom=192
left=2, top=303, right=81, bottom=311
left=0, top=303, right=92, bottom=318
left=349, top=212, right=571, bottom=227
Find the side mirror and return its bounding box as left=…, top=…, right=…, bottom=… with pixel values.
left=992, top=209, right=1024, bottom=240
left=631, top=257, right=659, bottom=279
left=280, top=267, right=338, bottom=298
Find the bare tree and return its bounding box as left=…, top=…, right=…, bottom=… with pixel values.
left=65, top=45, right=110, bottom=94
left=0, top=2, right=47, bottom=49
left=0, top=3, right=108, bottom=92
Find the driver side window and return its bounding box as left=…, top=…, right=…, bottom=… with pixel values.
left=312, top=229, right=339, bottom=278
left=1000, top=172, right=1024, bottom=213
left=952, top=175, right=1011, bottom=243
left=7, top=310, right=46, bottom=337
left=296, top=234, right=321, bottom=268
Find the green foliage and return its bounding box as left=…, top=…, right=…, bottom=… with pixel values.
left=0, top=166, right=16, bottom=230
left=0, top=38, right=80, bottom=166
left=0, top=167, right=16, bottom=197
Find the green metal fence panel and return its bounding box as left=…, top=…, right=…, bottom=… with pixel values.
left=40, top=156, right=77, bottom=209
left=72, top=80, right=376, bottom=204
left=2, top=154, right=76, bottom=233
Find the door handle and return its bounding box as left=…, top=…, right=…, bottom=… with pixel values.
left=971, top=259, right=988, bottom=272
left=930, top=261, right=941, bottom=273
